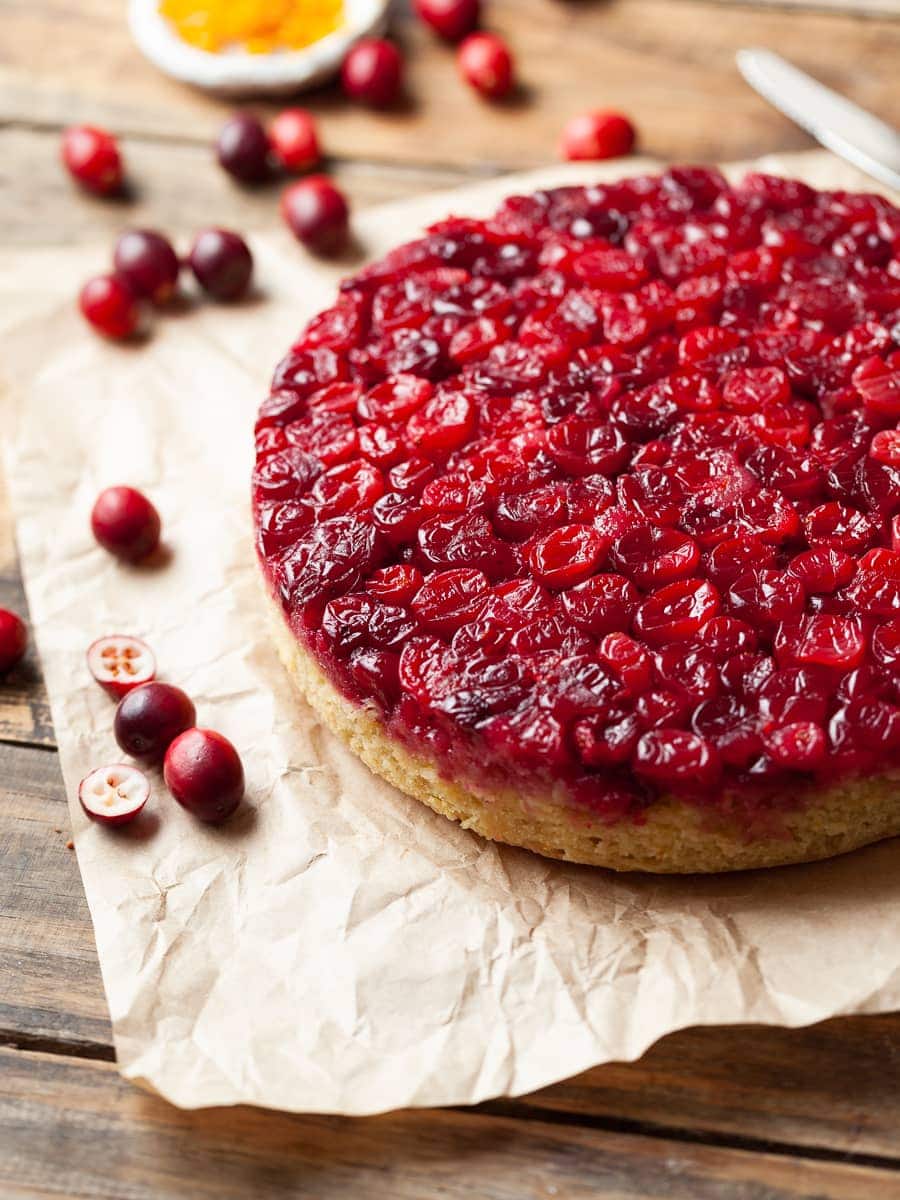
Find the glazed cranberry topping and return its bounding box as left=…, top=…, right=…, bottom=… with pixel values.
left=254, top=171, right=900, bottom=821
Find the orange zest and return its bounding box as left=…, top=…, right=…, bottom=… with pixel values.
left=159, top=0, right=345, bottom=54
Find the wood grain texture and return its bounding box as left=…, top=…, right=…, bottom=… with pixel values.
left=3, top=1049, right=900, bottom=1200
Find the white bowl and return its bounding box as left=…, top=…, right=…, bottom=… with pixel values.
left=128, top=0, right=391, bottom=96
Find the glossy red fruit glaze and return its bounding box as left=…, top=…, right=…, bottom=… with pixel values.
left=215, top=113, right=271, bottom=183
left=79, top=274, right=142, bottom=339
left=164, top=729, right=245, bottom=823
left=114, top=682, right=196, bottom=760
left=559, top=111, right=635, bottom=161
left=269, top=108, right=320, bottom=172
left=254, top=172, right=900, bottom=820
left=189, top=229, right=253, bottom=301
left=61, top=125, right=123, bottom=194
left=87, top=635, right=156, bottom=698
left=114, top=230, right=180, bottom=304
left=0, top=609, right=27, bottom=674
left=78, top=764, right=149, bottom=827
left=91, top=486, right=161, bottom=562
left=457, top=33, right=514, bottom=99
left=415, top=0, right=479, bottom=39
left=341, top=38, right=403, bottom=107
left=281, top=176, right=350, bottom=254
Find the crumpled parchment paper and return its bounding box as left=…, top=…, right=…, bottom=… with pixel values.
left=3, top=152, right=900, bottom=1115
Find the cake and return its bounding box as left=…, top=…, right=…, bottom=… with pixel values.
left=253, top=167, right=900, bottom=873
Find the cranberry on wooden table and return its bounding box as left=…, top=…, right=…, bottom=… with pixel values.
left=164, top=728, right=245, bottom=823
left=458, top=33, right=514, bottom=98
left=281, top=176, right=350, bottom=254
left=269, top=108, right=320, bottom=172
left=559, top=110, right=636, bottom=160
left=189, top=229, right=253, bottom=300
left=414, top=0, right=480, bottom=40
left=79, top=274, right=143, bottom=340
left=114, top=681, right=196, bottom=760
left=215, top=112, right=271, bottom=183
left=0, top=609, right=27, bottom=674
left=113, top=230, right=180, bottom=304
left=61, top=124, right=123, bottom=194
left=78, top=764, right=150, bottom=827
left=341, top=38, right=404, bottom=107
left=91, top=486, right=161, bottom=562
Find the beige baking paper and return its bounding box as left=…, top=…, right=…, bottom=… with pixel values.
left=2, top=151, right=900, bottom=1115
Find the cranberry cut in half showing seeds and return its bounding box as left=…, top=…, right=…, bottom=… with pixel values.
left=559, top=111, right=635, bottom=161
left=164, top=728, right=245, bottom=823
left=79, top=274, right=143, bottom=340
left=189, top=229, right=254, bottom=301
left=0, top=609, right=27, bottom=674
left=114, top=230, right=180, bottom=305
left=79, top=764, right=150, bottom=827
left=61, top=125, right=123, bottom=194
left=87, top=635, right=156, bottom=698
left=114, top=682, right=196, bottom=761
left=281, top=177, right=350, bottom=255
left=91, top=486, right=161, bottom=562
left=269, top=108, right=320, bottom=172
left=458, top=33, right=514, bottom=99
left=415, top=0, right=480, bottom=40
left=341, top=39, right=404, bottom=107
left=215, top=113, right=271, bottom=183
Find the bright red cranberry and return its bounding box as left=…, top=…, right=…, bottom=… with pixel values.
left=281, top=176, right=350, bottom=255
left=269, top=108, right=320, bottom=172
left=61, top=125, right=123, bottom=194
left=79, top=274, right=142, bottom=339
left=610, top=527, right=699, bottom=588
left=215, top=113, right=271, bottom=183
left=634, top=579, right=720, bottom=645
left=727, top=569, right=805, bottom=627
left=341, top=39, right=404, bottom=107
left=87, top=635, right=156, bottom=698
left=114, top=682, right=195, bottom=760
left=458, top=33, right=514, bottom=99
left=91, top=486, right=161, bottom=562
left=793, top=615, right=867, bottom=670
left=414, top=0, right=480, bottom=39
left=78, top=764, right=149, bottom=827
left=189, top=229, right=253, bottom=301
left=0, top=609, right=27, bottom=674
left=762, top=721, right=827, bottom=770
left=527, top=525, right=606, bottom=589
left=164, top=728, right=245, bottom=823
left=634, top=729, right=721, bottom=792
left=871, top=429, right=900, bottom=467
left=113, top=230, right=180, bottom=304
left=559, top=111, right=635, bottom=161
left=787, top=548, right=856, bottom=594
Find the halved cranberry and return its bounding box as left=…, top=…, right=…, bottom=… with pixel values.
left=633, top=579, right=720, bottom=645
left=87, top=635, right=156, bottom=698
left=114, top=682, right=196, bottom=760
left=164, top=729, right=244, bottom=823
left=269, top=108, right=320, bottom=172
left=341, top=39, right=404, bottom=107
left=633, top=729, right=722, bottom=792
left=79, top=764, right=149, bottom=827
left=0, top=609, right=27, bottom=674
left=559, top=111, right=635, bottom=161
left=61, top=125, right=123, bottom=194
left=91, top=486, right=161, bottom=562
left=458, top=33, right=514, bottom=99
left=870, top=429, right=900, bottom=468
left=281, top=177, right=350, bottom=255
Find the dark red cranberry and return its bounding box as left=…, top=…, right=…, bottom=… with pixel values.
left=269, top=108, right=320, bottom=172
left=113, top=230, right=180, bottom=304
left=114, top=682, right=196, bottom=760
left=164, top=728, right=244, bottom=823
left=281, top=176, right=350, bottom=255
left=79, top=274, right=142, bottom=339
left=458, top=33, right=514, bottom=99
left=559, top=111, right=635, bottom=161
left=61, top=125, right=123, bottom=194
left=414, top=0, right=480, bottom=40
left=189, top=229, right=253, bottom=300
left=0, top=609, right=27, bottom=674
left=215, top=113, right=271, bottom=183
left=341, top=39, right=404, bottom=107
left=91, top=486, right=161, bottom=562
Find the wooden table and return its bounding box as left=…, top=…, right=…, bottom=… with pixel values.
left=3, top=1, right=900, bottom=1195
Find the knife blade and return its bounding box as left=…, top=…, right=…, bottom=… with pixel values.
left=736, top=48, right=900, bottom=192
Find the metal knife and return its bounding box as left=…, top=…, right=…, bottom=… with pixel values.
left=736, top=48, right=900, bottom=192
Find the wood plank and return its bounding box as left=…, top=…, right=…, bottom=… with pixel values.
left=1, top=0, right=898, bottom=169
left=2, top=1049, right=899, bottom=1200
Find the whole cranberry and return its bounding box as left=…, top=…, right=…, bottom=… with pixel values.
left=115, top=682, right=196, bottom=760
left=269, top=108, right=320, bottom=172
left=113, top=230, right=180, bottom=304
left=189, top=229, right=253, bottom=301
left=559, top=110, right=636, bottom=161
left=414, top=0, right=480, bottom=40
left=0, top=609, right=27, bottom=674
left=281, top=176, right=350, bottom=255
left=341, top=38, right=404, bottom=107
left=61, top=125, right=123, bottom=195
left=91, top=486, right=161, bottom=562
left=79, top=274, right=143, bottom=339
left=458, top=33, right=514, bottom=99
left=164, top=728, right=245, bottom=823
left=215, top=113, right=271, bottom=183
